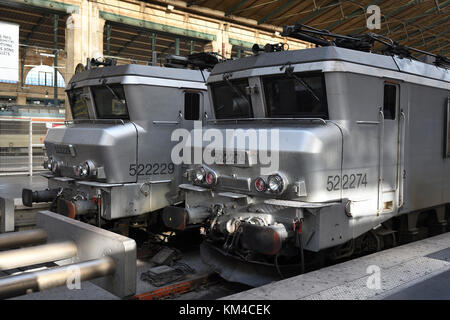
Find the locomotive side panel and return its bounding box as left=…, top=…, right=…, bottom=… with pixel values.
left=403, top=83, right=450, bottom=213
left=325, top=72, right=382, bottom=222
left=125, top=84, right=208, bottom=211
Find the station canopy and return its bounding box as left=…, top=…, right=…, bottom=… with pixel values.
left=180, top=0, right=449, bottom=57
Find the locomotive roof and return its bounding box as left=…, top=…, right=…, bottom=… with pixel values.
left=68, top=64, right=208, bottom=85
left=210, top=46, right=449, bottom=84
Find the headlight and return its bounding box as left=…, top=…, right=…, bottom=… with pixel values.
left=80, top=163, right=90, bottom=177
left=255, top=177, right=266, bottom=192
left=74, top=164, right=87, bottom=177
left=75, top=161, right=94, bottom=178
left=51, top=160, right=61, bottom=174
left=195, top=167, right=206, bottom=182
left=267, top=174, right=284, bottom=193
left=45, top=158, right=52, bottom=170
left=205, top=171, right=217, bottom=185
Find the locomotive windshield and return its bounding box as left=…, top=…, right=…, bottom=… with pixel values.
left=68, top=88, right=90, bottom=119
left=91, top=84, right=130, bottom=120
left=263, top=72, right=328, bottom=119
left=211, top=78, right=253, bottom=119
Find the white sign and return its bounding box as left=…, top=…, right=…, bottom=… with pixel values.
left=0, top=21, right=19, bottom=82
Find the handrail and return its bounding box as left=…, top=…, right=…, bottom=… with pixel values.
left=356, top=120, right=380, bottom=125
left=377, top=108, right=384, bottom=215
left=398, top=110, right=406, bottom=208
left=207, top=117, right=327, bottom=125
left=64, top=119, right=126, bottom=125
left=152, top=120, right=179, bottom=125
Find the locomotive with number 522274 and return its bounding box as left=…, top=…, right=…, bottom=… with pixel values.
left=163, top=26, right=450, bottom=285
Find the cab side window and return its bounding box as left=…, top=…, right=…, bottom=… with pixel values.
left=184, top=92, right=200, bottom=120
left=383, top=83, right=397, bottom=120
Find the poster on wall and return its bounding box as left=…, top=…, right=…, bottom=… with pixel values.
left=0, top=21, right=19, bottom=82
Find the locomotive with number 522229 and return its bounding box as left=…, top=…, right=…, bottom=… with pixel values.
left=22, top=55, right=215, bottom=227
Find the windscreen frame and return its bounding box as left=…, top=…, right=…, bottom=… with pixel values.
left=90, top=84, right=130, bottom=120
left=68, top=87, right=91, bottom=120
left=210, top=78, right=254, bottom=120
left=262, top=71, right=329, bottom=119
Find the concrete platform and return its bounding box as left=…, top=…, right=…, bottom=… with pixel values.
left=224, top=232, right=450, bottom=300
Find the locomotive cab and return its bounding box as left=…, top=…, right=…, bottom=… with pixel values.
left=23, top=63, right=211, bottom=223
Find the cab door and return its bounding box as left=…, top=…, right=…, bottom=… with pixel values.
left=180, top=89, right=205, bottom=129
left=174, top=90, right=206, bottom=187
left=381, top=81, right=402, bottom=212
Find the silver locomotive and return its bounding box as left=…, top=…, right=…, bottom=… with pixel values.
left=23, top=55, right=215, bottom=226
left=163, top=25, right=450, bottom=285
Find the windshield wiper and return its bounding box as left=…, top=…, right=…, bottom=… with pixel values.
left=284, top=66, right=321, bottom=103
left=102, top=81, right=121, bottom=101
left=222, top=73, right=252, bottom=112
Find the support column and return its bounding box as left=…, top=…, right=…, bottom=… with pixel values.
left=221, top=23, right=233, bottom=59
left=65, top=0, right=105, bottom=119
left=16, top=93, right=27, bottom=105
left=204, top=23, right=232, bottom=58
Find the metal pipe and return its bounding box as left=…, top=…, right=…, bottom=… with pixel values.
left=151, top=33, right=157, bottom=66
left=0, top=229, right=47, bottom=250
left=53, top=14, right=59, bottom=107
left=0, top=257, right=115, bottom=299
left=398, top=111, right=406, bottom=208
left=28, top=119, right=32, bottom=177
left=377, top=108, right=385, bottom=215
left=190, top=40, right=195, bottom=54
left=175, top=38, right=180, bottom=55
left=0, top=241, right=77, bottom=271
left=106, top=24, right=111, bottom=56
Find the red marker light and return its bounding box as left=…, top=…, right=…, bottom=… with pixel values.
left=255, top=177, right=266, bottom=192
left=206, top=172, right=216, bottom=185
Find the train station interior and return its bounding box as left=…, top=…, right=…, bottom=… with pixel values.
left=0, top=0, right=449, bottom=306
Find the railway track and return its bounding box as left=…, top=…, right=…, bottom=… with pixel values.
left=132, top=224, right=450, bottom=300
left=4, top=205, right=449, bottom=300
